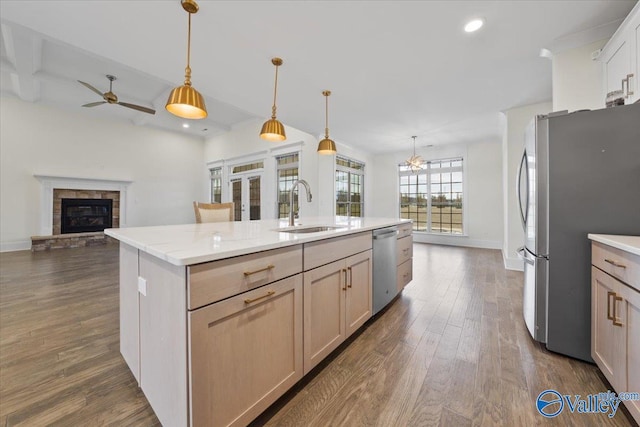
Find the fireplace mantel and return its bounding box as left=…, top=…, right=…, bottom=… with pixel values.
left=34, top=175, right=132, bottom=236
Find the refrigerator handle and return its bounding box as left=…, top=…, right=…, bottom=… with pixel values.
left=516, top=150, right=529, bottom=231
left=517, top=246, right=534, bottom=265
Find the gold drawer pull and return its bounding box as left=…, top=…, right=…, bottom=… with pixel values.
left=347, top=266, right=352, bottom=288
left=244, top=264, right=275, bottom=277
left=244, top=290, right=275, bottom=304
left=612, top=294, right=624, bottom=327
left=604, top=258, right=626, bottom=268
left=607, top=291, right=615, bottom=320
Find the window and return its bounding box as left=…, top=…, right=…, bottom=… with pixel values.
left=209, top=167, right=222, bottom=203
left=232, top=161, right=263, bottom=173
left=276, top=153, right=299, bottom=219
left=336, top=156, right=364, bottom=217
left=399, top=158, right=463, bottom=234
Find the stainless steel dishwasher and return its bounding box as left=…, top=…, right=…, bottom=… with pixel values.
left=373, top=226, right=398, bottom=314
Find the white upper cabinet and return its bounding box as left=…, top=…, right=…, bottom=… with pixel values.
left=600, top=3, right=640, bottom=104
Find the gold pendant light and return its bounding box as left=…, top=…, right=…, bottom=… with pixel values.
left=166, top=0, right=207, bottom=119
left=260, top=58, right=286, bottom=141
left=405, top=136, right=424, bottom=172
left=317, top=90, right=337, bottom=154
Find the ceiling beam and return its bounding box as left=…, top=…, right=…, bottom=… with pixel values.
left=1, top=23, right=43, bottom=103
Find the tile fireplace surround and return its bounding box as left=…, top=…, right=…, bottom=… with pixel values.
left=32, top=175, right=132, bottom=251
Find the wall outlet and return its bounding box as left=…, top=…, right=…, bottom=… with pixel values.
left=138, top=276, right=147, bottom=296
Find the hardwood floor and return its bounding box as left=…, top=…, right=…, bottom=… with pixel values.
left=0, top=243, right=635, bottom=426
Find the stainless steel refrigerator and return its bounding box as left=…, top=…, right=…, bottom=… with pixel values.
left=517, top=104, right=640, bottom=362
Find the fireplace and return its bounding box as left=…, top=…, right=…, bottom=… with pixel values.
left=61, top=198, right=113, bottom=234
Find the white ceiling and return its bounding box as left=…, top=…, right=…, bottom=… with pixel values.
left=0, top=1, right=636, bottom=153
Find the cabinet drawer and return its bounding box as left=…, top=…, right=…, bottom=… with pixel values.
left=188, top=245, right=302, bottom=309
left=304, top=232, right=372, bottom=271
left=397, top=222, right=413, bottom=239
left=592, top=242, right=640, bottom=291
left=189, top=274, right=303, bottom=427
left=397, top=258, right=412, bottom=292
left=397, top=235, right=413, bottom=266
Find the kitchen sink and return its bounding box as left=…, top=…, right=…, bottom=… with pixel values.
left=276, top=225, right=342, bottom=234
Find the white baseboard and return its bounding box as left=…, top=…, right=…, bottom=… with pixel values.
left=412, top=233, right=502, bottom=250
left=1, top=240, right=31, bottom=253
left=503, top=252, right=524, bottom=271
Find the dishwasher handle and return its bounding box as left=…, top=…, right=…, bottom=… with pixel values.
left=373, top=228, right=398, bottom=239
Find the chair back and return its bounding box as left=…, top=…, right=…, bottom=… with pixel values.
left=193, top=202, right=234, bottom=223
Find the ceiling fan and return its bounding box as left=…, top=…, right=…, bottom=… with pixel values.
left=78, top=75, right=156, bottom=115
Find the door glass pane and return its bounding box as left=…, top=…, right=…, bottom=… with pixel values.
left=249, top=177, right=261, bottom=220
left=232, top=180, right=242, bottom=221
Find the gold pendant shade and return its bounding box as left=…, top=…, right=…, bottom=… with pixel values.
left=317, top=90, right=336, bottom=155
left=166, top=81, right=207, bottom=119
left=166, top=0, right=208, bottom=119
left=260, top=58, right=286, bottom=141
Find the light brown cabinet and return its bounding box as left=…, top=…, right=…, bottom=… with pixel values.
left=591, top=241, right=640, bottom=424
left=591, top=267, right=625, bottom=387
left=397, top=225, right=413, bottom=292
left=303, top=249, right=372, bottom=374
left=189, top=274, right=303, bottom=427
left=116, top=225, right=407, bottom=427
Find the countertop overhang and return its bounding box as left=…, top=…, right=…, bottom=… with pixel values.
left=105, top=217, right=410, bottom=266
left=588, top=234, right=640, bottom=256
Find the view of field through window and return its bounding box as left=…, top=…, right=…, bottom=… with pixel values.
left=399, top=159, right=463, bottom=234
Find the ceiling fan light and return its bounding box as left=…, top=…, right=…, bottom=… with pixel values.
left=317, top=137, right=337, bottom=155
left=166, top=84, right=207, bottom=119
left=259, top=118, right=286, bottom=141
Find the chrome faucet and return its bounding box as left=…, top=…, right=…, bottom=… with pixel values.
left=289, top=179, right=312, bottom=226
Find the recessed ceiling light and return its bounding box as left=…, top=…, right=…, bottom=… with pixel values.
left=464, top=18, right=484, bottom=33
left=182, top=123, right=190, bottom=128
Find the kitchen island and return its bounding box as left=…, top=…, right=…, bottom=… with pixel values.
left=589, top=234, right=640, bottom=424
left=105, top=217, right=411, bottom=427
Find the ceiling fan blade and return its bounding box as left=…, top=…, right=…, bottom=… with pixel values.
left=78, top=80, right=104, bottom=97
left=118, top=102, right=156, bottom=115
left=82, top=101, right=107, bottom=107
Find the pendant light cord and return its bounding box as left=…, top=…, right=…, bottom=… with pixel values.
left=325, top=94, right=330, bottom=138
left=184, top=11, right=192, bottom=86
left=271, top=65, right=279, bottom=119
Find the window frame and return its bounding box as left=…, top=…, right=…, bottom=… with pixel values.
left=275, top=152, right=300, bottom=219
left=335, top=155, right=365, bottom=218
left=398, top=157, right=465, bottom=235
left=209, top=167, right=223, bottom=203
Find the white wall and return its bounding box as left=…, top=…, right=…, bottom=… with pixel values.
left=552, top=39, right=608, bottom=112
left=0, top=96, right=206, bottom=251
left=370, top=139, right=503, bottom=249
left=502, top=101, right=552, bottom=270
left=203, top=119, right=373, bottom=220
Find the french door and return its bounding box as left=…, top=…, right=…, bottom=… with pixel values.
left=229, top=174, right=262, bottom=221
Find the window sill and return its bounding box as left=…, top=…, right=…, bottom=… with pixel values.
left=413, top=231, right=468, bottom=237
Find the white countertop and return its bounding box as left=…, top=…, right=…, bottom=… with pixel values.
left=105, top=217, right=410, bottom=266
left=588, top=234, right=640, bottom=256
